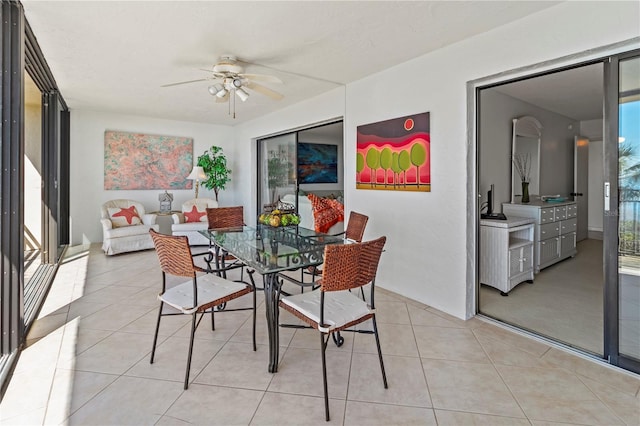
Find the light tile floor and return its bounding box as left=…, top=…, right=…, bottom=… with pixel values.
left=1, top=244, right=639, bottom=425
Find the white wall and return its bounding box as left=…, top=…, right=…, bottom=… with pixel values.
left=69, top=110, right=233, bottom=244
left=67, top=2, right=639, bottom=319
left=231, top=1, right=639, bottom=319
left=581, top=119, right=604, bottom=140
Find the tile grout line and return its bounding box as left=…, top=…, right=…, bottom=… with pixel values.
left=470, top=326, right=530, bottom=423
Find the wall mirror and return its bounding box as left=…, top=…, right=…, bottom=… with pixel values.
left=511, top=116, right=542, bottom=202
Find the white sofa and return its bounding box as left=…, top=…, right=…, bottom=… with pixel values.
left=101, top=199, right=159, bottom=255
left=171, top=198, right=218, bottom=245
left=281, top=194, right=344, bottom=235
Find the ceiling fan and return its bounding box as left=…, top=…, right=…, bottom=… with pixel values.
left=162, top=55, right=284, bottom=118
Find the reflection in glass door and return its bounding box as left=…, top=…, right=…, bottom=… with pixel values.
left=24, top=72, right=43, bottom=283
left=615, top=55, right=640, bottom=367
left=257, top=133, right=297, bottom=214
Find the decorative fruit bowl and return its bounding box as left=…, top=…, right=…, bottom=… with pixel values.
left=259, top=199, right=300, bottom=228
left=258, top=210, right=301, bottom=227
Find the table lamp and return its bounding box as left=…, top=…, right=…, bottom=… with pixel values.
left=187, top=166, right=207, bottom=198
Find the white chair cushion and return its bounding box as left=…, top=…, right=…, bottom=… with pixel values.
left=104, top=224, right=153, bottom=238
left=171, top=222, right=208, bottom=232
left=281, top=290, right=372, bottom=333
left=160, top=273, right=248, bottom=314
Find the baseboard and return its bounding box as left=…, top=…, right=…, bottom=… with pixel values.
left=588, top=230, right=603, bottom=240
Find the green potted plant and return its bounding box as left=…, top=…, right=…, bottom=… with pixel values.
left=197, top=145, right=231, bottom=202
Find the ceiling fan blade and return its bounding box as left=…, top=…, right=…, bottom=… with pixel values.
left=241, top=73, right=283, bottom=84
left=245, top=81, right=284, bottom=100
left=161, top=77, right=212, bottom=88
left=199, top=69, right=226, bottom=79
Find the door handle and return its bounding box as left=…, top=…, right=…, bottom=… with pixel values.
left=604, top=182, right=610, bottom=211
left=570, top=192, right=583, bottom=196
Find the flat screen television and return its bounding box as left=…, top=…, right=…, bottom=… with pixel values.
left=297, top=143, right=338, bottom=184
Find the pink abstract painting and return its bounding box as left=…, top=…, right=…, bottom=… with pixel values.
left=104, top=131, right=193, bottom=190
left=356, top=112, right=430, bottom=192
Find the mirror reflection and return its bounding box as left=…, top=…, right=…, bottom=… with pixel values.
left=511, top=116, right=542, bottom=203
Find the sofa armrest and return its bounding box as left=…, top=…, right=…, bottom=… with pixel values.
left=100, top=218, right=113, bottom=232
left=142, top=213, right=157, bottom=225
left=172, top=212, right=185, bottom=224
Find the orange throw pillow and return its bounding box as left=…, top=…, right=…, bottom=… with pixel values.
left=307, top=193, right=344, bottom=234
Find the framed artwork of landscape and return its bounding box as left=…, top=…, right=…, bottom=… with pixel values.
left=297, top=142, right=338, bottom=184
left=104, top=130, right=193, bottom=190
left=356, top=112, right=430, bottom=192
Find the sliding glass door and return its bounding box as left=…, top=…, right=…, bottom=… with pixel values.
left=475, top=47, right=640, bottom=374
left=604, top=51, right=640, bottom=372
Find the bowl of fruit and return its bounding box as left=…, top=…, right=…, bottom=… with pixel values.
left=258, top=209, right=301, bottom=228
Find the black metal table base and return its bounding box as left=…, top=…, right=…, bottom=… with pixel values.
left=263, top=273, right=280, bottom=373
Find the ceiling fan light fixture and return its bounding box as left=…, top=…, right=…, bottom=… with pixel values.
left=232, top=78, right=243, bottom=89
left=208, top=83, right=226, bottom=98
left=236, top=87, right=250, bottom=102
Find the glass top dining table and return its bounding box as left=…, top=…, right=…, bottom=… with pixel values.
left=199, top=225, right=346, bottom=372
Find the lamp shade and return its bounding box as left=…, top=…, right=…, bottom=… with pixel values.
left=208, top=83, right=227, bottom=98
left=236, top=87, right=249, bottom=102
left=187, top=166, right=207, bottom=181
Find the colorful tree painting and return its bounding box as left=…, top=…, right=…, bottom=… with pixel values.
left=356, top=112, right=430, bottom=192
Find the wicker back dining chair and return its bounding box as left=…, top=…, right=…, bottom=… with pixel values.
left=204, top=206, right=246, bottom=278
left=279, top=236, right=387, bottom=421
left=300, top=211, right=370, bottom=293
left=149, top=229, right=256, bottom=389
left=340, top=211, right=369, bottom=242
left=206, top=205, right=245, bottom=229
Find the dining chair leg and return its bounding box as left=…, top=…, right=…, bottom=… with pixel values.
left=150, top=301, right=163, bottom=364
left=184, top=312, right=197, bottom=390
left=372, top=316, right=388, bottom=388
left=320, top=332, right=330, bottom=421
left=252, top=285, right=257, bottom=352
left=211, top=308, right=215, bottom=330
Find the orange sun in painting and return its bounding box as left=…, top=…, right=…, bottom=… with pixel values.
left=404, top=118, right=414, bottom=131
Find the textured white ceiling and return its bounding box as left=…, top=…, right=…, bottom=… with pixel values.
left=22, top=1, right=561, bottom=125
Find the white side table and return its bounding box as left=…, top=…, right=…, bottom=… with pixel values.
left=149, top=210, right=180, bottom=235
left=480, top=216, right=535, bottom=296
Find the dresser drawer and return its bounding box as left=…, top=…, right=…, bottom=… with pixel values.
left=554, top=206, right=567, bottom=221
left=566, top=204, right=578, bottom=218
left=539, top=222, right=560, bottom=240
left=560, top=218, right=577, bottom=234
left=540, top=208, right=555, bottom=224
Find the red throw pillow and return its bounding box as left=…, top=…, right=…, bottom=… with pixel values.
left=307, top=193, right=344, bottom=234
left=184, top=205, right=207, bottom=223
left=108, top=205, right=142, bottom=228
